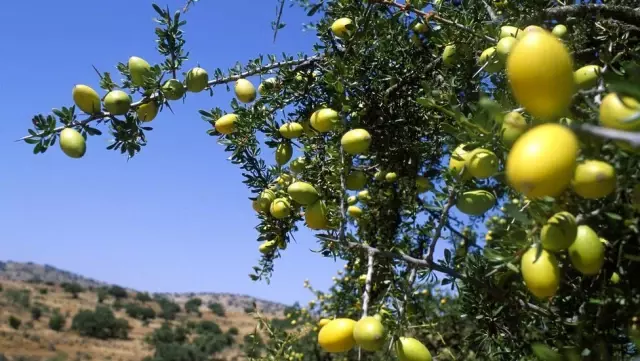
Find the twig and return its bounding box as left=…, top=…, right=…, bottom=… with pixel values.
left=572, top=123, right=640, bottom=148
left=361, top=249, right=375, bottom=318
left=542, top=4, right=640, bottom=26
left=481, top=0, right=498, bottom=21
left=377, top=0, right=497, bottom=43
left=426, top=187, right=456, bottom=265
left=18, top=55, right=322, bottom=142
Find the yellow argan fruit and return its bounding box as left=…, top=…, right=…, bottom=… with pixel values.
left=235, top=79, right=257, bottom=103
left=520, top=246, right=560, bottom=299
left=215, top=114, right=238, bottom=135
left=136, top=101, right=159, bottom=122
left=128, top=56, right=152, bottom=87
left=571, top=160, right=616, bottom=199
left=104, top=90, right=132, bottom=115
left=72, top=84, right=101, bottom=114
left=59, top=128, right=87, bottom=159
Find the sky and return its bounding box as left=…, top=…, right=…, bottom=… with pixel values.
left=0, top=0, right=482, bottom=306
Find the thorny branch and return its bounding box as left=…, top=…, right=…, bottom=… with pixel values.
left=426, top=187, right=456, bottom=265
left=361, top=249, right=375, bottom=318
left=543, top=4, right=640, bottom=26
left=18, top=55, right=322, bottom=142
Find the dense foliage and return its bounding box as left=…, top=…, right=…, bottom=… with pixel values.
left=20, top=0, right=640, bottom=360
left=71, top=306, right=130, bottom=340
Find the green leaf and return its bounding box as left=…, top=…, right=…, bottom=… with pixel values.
left=503, top=203, right=531, bottom=224
left=605, top=212, right=622, bottom=220
left=152, top=3, right=165, bottom=17
left=307, top=2, right=323, bottom=16
left=531, top=343, right=563, bottom=361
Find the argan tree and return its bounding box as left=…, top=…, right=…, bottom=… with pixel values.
left=19, top=0, right=640, bottom=360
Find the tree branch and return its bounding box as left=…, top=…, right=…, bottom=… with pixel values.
left=481, top=0, right=498, bottom=22
left=543, top=4, right=640, bottom=25
left=573, top=123, right=640, bottom=148
left=426, top=187, right=456, bottom=265
left=18, top=55, right=322, bottom=142
left=361, top=249, right=375, bottom=318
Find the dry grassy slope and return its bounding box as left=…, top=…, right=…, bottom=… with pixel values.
left=0, top=262, right=289, bottom=361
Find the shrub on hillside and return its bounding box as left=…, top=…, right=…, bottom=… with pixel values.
left=113, top=300, right=123, bottom=310
left=4, top=288, right=30, bottom=308
left=71, top=306, right=129, bottom=340
left=8, top=315, right=21, bottom=330
left=49, top=311, right=65, bottom=331
left=145, top=322, right=189, bottom=347
left=96, top=287, right=108, bottom=303
left=136, top=292, right=152, bottom=302
left=38, top=288, right=48, bottom=295
left=108, top=285, right=128, bottom=300
left=196, top=320, right=221, bottom=335
left=157, top=298, right=181, bottom=321
left=61, top=282, right=84, bottom=298
left=145, top=343, right=207, bottom=361
left=207, top=302, right=225, bottom=317
left=184, top=298, right=202, bottom=316
left=125, top=303, right=156, bottom=321
left=228, top=327, right=239, bottom=336
left=31, top=307, right=42, bottom=321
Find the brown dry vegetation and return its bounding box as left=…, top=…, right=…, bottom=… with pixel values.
left=0, top=279, right=282, bottom=361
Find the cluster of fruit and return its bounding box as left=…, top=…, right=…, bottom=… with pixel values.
left=316, top=316, right=433, bottom=361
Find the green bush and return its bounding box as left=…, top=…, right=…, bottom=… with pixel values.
left=207, top=302, right=225, bottom=317
left=145, top=322, right=189, bottom=347
left=4, top=288, right=30, bottom=308
left=61, top=282, right=84, bottom=298
left=31, top=307, right=42, bottom=321
left=108, top=285, right=128, bottom=300
left=8, top=315, right=21, bottom=330
left=71, top=306, right=129, bottom=340
left=136, top=292, right=152, bottom=303
left=38, top=288, right=48, bottom=295
left=49, top=311, right=65, bottom=331
left=196, top=320, right=221, bottom=335
left=113, top=300, right=123, bottom=311
left=96, top=288, right=108, bottom=303
left=227, top=327, right=239, bottom=336
left=156, top=298, right=181, bottom=321
left=125, top=303, right=156, bottom=321
left=184, top=298, right=202, bottom=316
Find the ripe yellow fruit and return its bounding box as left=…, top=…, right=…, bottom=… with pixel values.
left=270, top=198, right=291, bottom=219
left=317, top=318, right=357, bottom=353
left=235, top=79, right=257, bottom=103
left=611, top=272, right=621, bottom=284
left=479, top=47, right=502, bottom=73
left=331, top=18, right=354, bottom=39
left=551, top=24, right=567, bottom=38
left=599, top=93, right=640, bottom=131
left=290, top=157, right=306, bottom=174
left=185, top=67, right=209, bottom=93
left=346, top=170, right=368, bottom=190
left=385, top=172, right=398, bottom=183
left=104, top=90, right=132, bottom=115
left=341, top=128, right=372, bottom=155
left=347, top=206, right=363, bottom=219
left=496, top=36, right=518, bottom=63
left=442, top=44, right=457, bottom=66
left=280, top=122, right=304, bottom=139
left=353, top=316, right=385, bottom=351
left=287, top=182, right=320, bottom=205
left=72, top=85, right=101, bottom=114
left=311, top=108, right=340, bottom=132
left=358, top=274, right=367, bottom=284
left=318, top=318, right=331, bottom=328
left=506, top=30, right=575, bottom=121
left=215, top=114, right=238, bottom=135
left=501, top=111, right=528, bottom=147
left=306, top=200, right=329, bottom=230
left=569, top=225, right=605, bottom=276
left=455, top=190, right=496, bottom=216
left=506, top=123, right=578, bottom=198
left=259, top=240, right=276, bottom=254
left=276, top=143, right=293, bottom=165
left=358, top=190, right=371, bottom=203
left=574, top=65, right=601, bottom=90
left=128, top=56, right=152, bottom=87
left=162, top=79, right=185, bottom=100
left=571, top=160, right=616, bottom=199
left=416, top=176, right=432, bottom=193
left=347, top=196, right=357, bottom=205
left=59, top=128, right=86, bottom=159
left=136, top=101, right=159, bottom=122
left=467, top=148, right=499, bottom=179
left=448, top=144, right=472, bottom=180
left=413, top=23, right=428, bottom=34
left=258, top=189, right=276, bottom=212
left=520, top=247, right=560, bottom=299
left=540, top=211, right=577, bottom=252
left=395, top=337, right=432, bottom=361
left=500, top=25, right=523, bottom=39
left=258, top=77, right=279, bottom=96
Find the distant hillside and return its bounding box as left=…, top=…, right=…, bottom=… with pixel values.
left=0, top=261, right=287, bottom=315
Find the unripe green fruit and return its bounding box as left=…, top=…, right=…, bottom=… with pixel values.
left=104, top=90, right=132, bottom=115
left=235, top=79, right=257, bottom=103
left=72, top=84, right=101, bottom=114
left=128, top=56, right=152, bottom=87
left=162, top=79, right=186, bottom=100
left=456, top=190, right=496, bottom=216
left=276, top=143, right=293, bottom=165
left=186, top=67, right=209, bottom=92
left=270, top=198, right=291, bottom=219
left=287, top=182, right=320, bottom=205
left=346, top=170, right=368, bottom=190
left=540, top=211, right=577, bottom=252
left=341, top=128, right=372, bottom=155
left=59, top=128, right=86, bottom=159
left=442, top=44, right=457, bottom=66
left=137, top=101, right=159, bottom=122
left=280, top=122, right=304, bottom=139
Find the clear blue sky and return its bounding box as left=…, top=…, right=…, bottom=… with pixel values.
left=0, top=0, right=346, bottom=306
left=0, top=0, right=483, bottom=306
